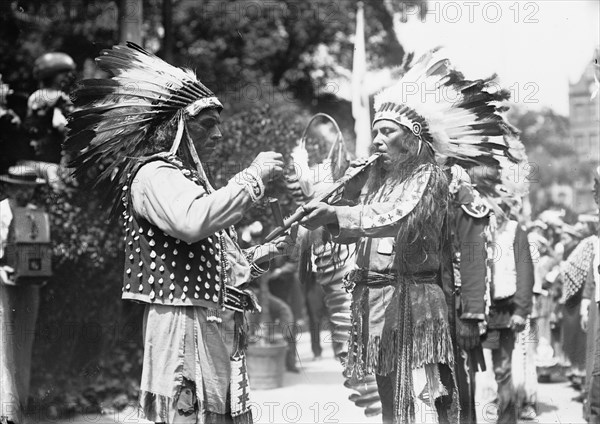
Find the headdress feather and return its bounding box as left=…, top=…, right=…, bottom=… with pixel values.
left=469, top=136, right=530, bottom=219
left=65, top=42, right=222, bottom=216
left=373, top=48, right=519, bottom=169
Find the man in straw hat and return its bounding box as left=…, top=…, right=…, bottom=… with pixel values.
left=66, top=43, right=294, bottom=424
left=300, top=48, right=523, bottom=423
left=0, top=165, right=46, bottom=424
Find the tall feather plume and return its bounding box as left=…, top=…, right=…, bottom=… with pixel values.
left=373, top=47, right=519, bottom=170
left=290, top=140, right=314, bottom=199
left=469, top=136, right=529, bottom=219
left=65, top=42, right=222, bottom=216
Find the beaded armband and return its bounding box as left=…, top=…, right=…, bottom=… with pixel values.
left=234, top=170, right=265, bottom=203
left=243, top=245, right=270, bottom=279
left=250, top=261, right=269, bottom=280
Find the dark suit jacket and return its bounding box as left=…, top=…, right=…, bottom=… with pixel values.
left=443, top=181, right=489, bottom=323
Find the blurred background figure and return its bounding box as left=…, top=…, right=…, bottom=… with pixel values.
left=265, top=257, right=302, bottom=372
left=511, top=220, right=559, bottom=420
left=24, top=52, right=75, bottom=187
left=0, top=165, right=50, bottom=424
left=558, top=225, right=589, bottom=397
left=284, top=117, right=353, bottom=363
left=476, top=209, right=535, bottom=424
left=535, top=213, right=570, bottom=382
left=0, top=75, right=31, bottom=175
left=240, top=221, right=300, bottom=373
left=284, top=117, right=382, bottom=416
left=581, top=167, right=600, bottom=424
left=528, top=219, right=562, bottom=386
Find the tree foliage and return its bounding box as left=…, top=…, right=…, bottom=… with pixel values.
left=0, top=1, right=118, bottom=94
left=1, top=0, right=426, bottom=105
left=508, top=106, right=580, bottom=188
left=508, top=106, right=596, bottom=215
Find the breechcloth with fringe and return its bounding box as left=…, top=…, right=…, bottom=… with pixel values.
left=343, top=269, right=458, bottom=423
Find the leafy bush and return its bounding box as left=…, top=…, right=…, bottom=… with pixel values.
left=30, top=177, right=143, bottom=417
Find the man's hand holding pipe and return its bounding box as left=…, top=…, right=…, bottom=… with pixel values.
left=298, top=201, right=338, bottom=231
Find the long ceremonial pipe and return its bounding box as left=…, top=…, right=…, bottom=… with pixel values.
left=264, top=152, right=381, bottom=243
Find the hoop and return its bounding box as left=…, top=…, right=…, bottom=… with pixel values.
left=299, top=113, right=349, bottom=181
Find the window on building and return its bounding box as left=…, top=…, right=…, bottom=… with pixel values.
left=574, top=103, right=585, bottom=120
left=592, top=102, right=600, bottom=121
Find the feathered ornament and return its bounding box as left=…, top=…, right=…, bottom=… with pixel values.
left=373, top=47, right=519, bottom=169
left=469, top=135, right=530, bottom=220
left=286, top=113, right=352, bottom=282
left=290, top=139, right=315, bottom=199
left=287, top=113, right=351, bottom=202
left=65, top=42, right=222, bottom=215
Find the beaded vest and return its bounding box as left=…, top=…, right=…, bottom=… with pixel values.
left=120, top=155, right=238, bottom=307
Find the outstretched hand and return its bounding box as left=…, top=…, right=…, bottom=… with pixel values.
left=298, top=202, right=337, bottom=230
left=247, top=151, right=284, bottom=184
left=270, top=230, right=297, bottom=257
left=254, top=225, right=299, bottom=264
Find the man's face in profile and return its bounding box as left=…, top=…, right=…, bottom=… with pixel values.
left=187, top=108, right=222, bottom=157
left=371, top=120, right=419, bottom=171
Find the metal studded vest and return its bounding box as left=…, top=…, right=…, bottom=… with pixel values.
left=121, top=155, right=237, bottom=307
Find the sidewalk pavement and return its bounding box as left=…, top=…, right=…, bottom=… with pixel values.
left=46, top=330, right=378, bottom=424
left=42, top=330, right=586, bottom=424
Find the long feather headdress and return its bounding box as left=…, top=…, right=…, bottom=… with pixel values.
left=65, top=42, right=222, bottom=214
left=469, top=135, right=530, bottom=219
left=373, top=47, right=519, bottom=169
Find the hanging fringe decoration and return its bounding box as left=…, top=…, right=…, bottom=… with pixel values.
left=394, top=281, right=415, bottom=424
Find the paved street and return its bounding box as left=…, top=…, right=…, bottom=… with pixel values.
left=47, top=330, right=588, bottom=424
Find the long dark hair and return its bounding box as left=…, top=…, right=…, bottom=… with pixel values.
left=143, top=113, right=181, bottom=155
left=364, top=136, right=435, bottom=202
left=363, top=135, right=448, bottom=273
left=133, top=111, right=201, bottom=165
left=395, top=162, right=448, bottom=274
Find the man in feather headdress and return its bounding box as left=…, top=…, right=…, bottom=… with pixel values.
left=66, top=43, right=294, bottom=424
left=300, top=49, right=521, bottom=423
left=287, top=126, right=492, bottom=422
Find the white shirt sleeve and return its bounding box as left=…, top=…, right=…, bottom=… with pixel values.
left=130, top=161, right=253, bottom=244
left=0, top=199, right=13, bottom=259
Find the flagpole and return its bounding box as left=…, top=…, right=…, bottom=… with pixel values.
left=352, top=2, right=371, bottom=158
